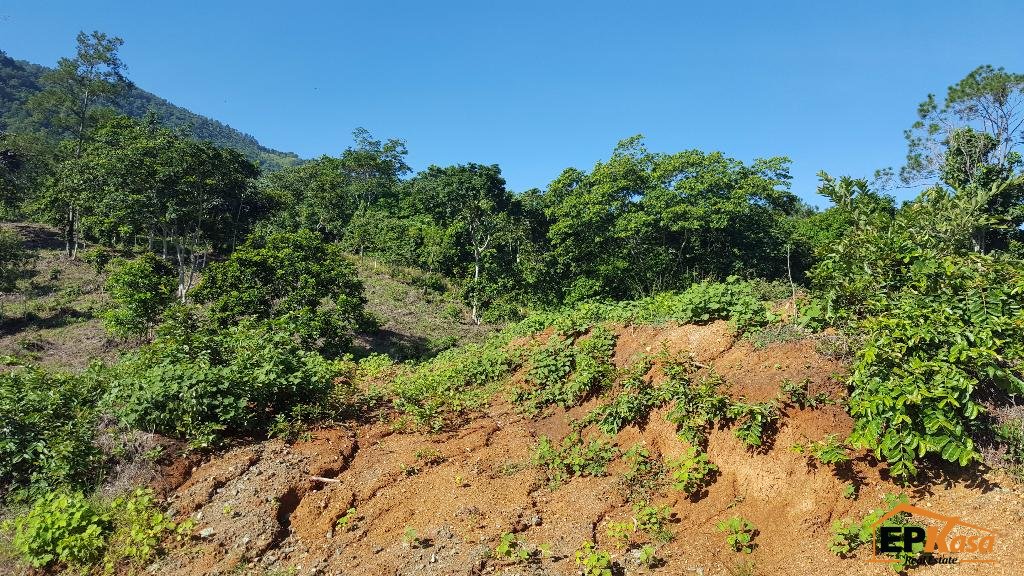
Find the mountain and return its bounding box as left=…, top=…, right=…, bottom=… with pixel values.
left=0, top=50, right=302, bottom=171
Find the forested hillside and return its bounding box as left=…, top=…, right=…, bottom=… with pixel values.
left=0, top=49, right=301, bottom=171
left=1, top=30, right=1024, bottom=576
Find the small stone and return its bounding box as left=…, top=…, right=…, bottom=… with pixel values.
left=430, top=553, right=437, bottom=563
left=199, top=527, right=215, bottom=538
left=373, top=546, right=384, bottom=554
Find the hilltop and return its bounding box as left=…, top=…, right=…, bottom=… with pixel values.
left=0, top=50, right=301, bottom=171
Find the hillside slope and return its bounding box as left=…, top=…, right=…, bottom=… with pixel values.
left=139, top=322, right=1024, bottom=576
left=0, top=50, right=301, bottom=171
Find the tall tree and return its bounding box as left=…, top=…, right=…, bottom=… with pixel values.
left=27, top=31, right=127, bottom=256
left=902, top=65, right=1024, bottom=252
left=407, top=164, right=513, bottom=323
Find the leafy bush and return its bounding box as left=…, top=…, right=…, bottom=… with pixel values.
left=664, top=369, right=730, bottom=447
left=514, top=326, right=617, bottom=413
left=619, top=445, right=666, bottom=502
left=0, top=227, right=29, bottom=292
left=717, top=515, right=757, bottom=553
left=583, top=357, right=659, bottom=433
left=574, top=541, right=614, bottom=576
left=666, top=446, right=718, bottom=497
left=103, top=253, right=176, bottom=338
left=0, top=366, right=108, bottom=498
left=633, top=502, right=673, bottom=542
left=391, top=339, right=517, bottom=431
left=5, top=490, right=109, bottom=569
left=830, top=493, right=921, bottom=571
left=778, top=378, right=830, bottom=409
left=105, top=313, right=351, bottom=446
left=727, top=400, right=780, bottom=450
left=192, top=230, right=367, bottom=355
left=812, top=185, right=1024, bottom=478
left=791, top=434, right=850, bottom=466
left=533, top=432, right=616, bottom=486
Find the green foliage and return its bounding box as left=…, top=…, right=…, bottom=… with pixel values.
left=666, top=446, right=718, bottom=496
left=193, top=230, right=367, bottom=355
left=633, top=502, right=673, bottom=543
left=0, top=365, right=107, bottom=498
left=574, top=541, right=614, bottom=576
left=717, top=515, right=757, bottom=553
left=5, top=489, right=109, bottom=568
left=105, top=314, right=353, bottom=446
left=102, top=253, right=176, bottom=338
left=390, top=338, right=516, bottom=431
left=584, top=357, right=659, bottom=434
left=830, top=494, right=920, bottom=571
left=663, top=358, right=730, bottom=447
left=790, top=434, right=850, bottom=466
left=533, top=432, right=616, bottom=486
left=514, top=326, right=617, bottom=414
left=638, top=544, right=662, bottom=568
left=619, top=445, right=666, bottom=502
left=778, top=378, right=830, bottom=409
left=995, top=418, right=1024, bottom=478
left=492, top=531, right=533, bottom=563
left=727, top=400, right=780, bottom=450
left=102, top=488, right=192, bottom=572
left=0, top=227, right=29, bottom=291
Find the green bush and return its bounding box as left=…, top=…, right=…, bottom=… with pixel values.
left=812, top=185, right=1024, bottom=478
left=666, top=446, right=718, bottom=496
left=0, top=227, right=28, bottom=292
left=0, top=366, right=107, bottom=499
left=533, top=432, right=616, bottom=486
left=103, top=253, right=176, bottom=338
left=727, top=400, right=780, bottom=450
left=6, top=490, right=110, bottom=569
left=717, top=515, right=757, bottom=553
left=192, top=230, right=367, bottom=355
left=3, top=488, right=189, bottom=572
left=105, top=313, right=351, bottom=446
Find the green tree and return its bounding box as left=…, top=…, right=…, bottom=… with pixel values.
left=406, top=164, right=514, bottom=323
left=103, top=253, right=176, bottom=338
left=192, top=230, right=367, bottom=354
left=902, top=65, right=1024, bottom=252
left=27, top=31, right=127, bottom=257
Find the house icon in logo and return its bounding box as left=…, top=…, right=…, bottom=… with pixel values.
left=868, top=503, right=997, bottom=564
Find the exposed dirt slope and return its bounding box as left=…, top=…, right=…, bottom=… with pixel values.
left=148, top=322, right=1024, bottom=576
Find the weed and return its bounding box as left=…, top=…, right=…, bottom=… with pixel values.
left=633, top=503, right=673, bottom=543
left=574, top=541, right=614, bottom=576
left=791, top=434, right=850, bottom=466
left=402, top=526, right=429, bottom=548
left=638, top=543, right=663, bottom=568
left=666, top=446, right=718, bottom=497
left=778, top=378, right=831, bottom=409
left=830, top=493, right=921, bottom=571
left=717, top=515, right=757, bottom=553
left=619, top=445, right=666, bottom=502
left=604, top=520, right=633, bottom=550
left=493, top=532, right=532, bottom=562
left=726, top=400, right=780, bottom=450
left=664, top=370, right=730, bottom=447
left=335, top=508, right=358, bottom=532
left=533, top=432, right=616, bottom=486
left=841, top=483, right=858, bottom=500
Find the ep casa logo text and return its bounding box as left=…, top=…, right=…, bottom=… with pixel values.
left=869, top=503, right=998, bottom=565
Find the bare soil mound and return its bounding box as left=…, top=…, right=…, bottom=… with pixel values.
left=148, top=322, right=1024, bottom=575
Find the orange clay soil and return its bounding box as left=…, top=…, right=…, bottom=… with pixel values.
left=146, top=321, right=1024, bottom=576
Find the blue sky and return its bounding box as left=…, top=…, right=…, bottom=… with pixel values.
left=2, top=1, right=1023, bottom=205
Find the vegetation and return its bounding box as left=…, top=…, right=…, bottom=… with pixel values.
left=2, top=26, right=1024, bottom=574
left=717, top=516, right=757, bottom=553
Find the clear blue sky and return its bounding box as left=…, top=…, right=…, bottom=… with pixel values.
left=3, top=1, right=1023, bottom=205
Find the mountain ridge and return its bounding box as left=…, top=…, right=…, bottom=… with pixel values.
left=0, top=49, right=303, bottom=171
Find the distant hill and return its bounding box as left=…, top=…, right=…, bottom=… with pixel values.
left=0, top=50, right=302, bottom=171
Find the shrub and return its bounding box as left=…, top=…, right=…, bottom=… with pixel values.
left=726, top=400, right=780, bottom=450
left=664, top=370, right=730, bottom=448
left=633, top=503, right=673, bottom=542
left=5, top=490, right=109, bottom=569
left=717, top=515, right=757, bottom=553
left=619, top=445, right=666, bottom=502
left=103, top=253, right=176, bottom=338
left=0, top=365, right=108, bottom=498
left=105, top=314, right=351, bottom=446
left=791, top=434, right=850, bottom=466
left=583, top=357, right=659, bottom=434
left=666, top=446, right=718, bottom=497
left=192, top=230, right=367, bottom=355
left=830, top=493, right=921, bottom=571
left=574, top=541, right=614, bottom=576
left=0, top=228, right=28, bottom=292
left=533, top=432, right=616, bottom=486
